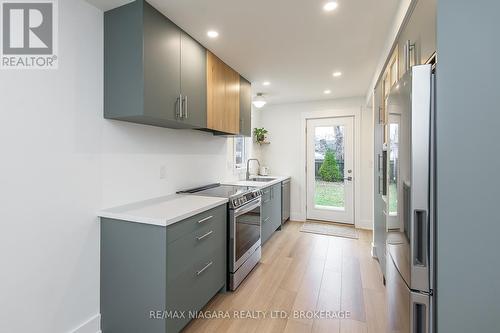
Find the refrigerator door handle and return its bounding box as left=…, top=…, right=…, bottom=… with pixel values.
left=410, top=292, right=430, bottom=333
left=413, top=209, right=428, bottom=267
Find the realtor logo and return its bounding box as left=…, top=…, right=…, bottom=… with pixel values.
left=1, top=0, right=58, bottom=69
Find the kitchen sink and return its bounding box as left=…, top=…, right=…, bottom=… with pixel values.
left=247, top=177, right=277, bottom=182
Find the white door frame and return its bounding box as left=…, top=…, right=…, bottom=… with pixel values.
left=299, top=108, right=362, bottom=228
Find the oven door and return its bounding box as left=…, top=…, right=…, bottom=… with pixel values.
left=230, top=198, right=261, bottom=272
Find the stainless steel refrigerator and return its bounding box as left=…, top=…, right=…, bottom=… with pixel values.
left=386, top=64, right=436, bottom=333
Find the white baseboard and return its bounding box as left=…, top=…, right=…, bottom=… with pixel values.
left=355, top=219, right=373, bottom=230
left=371, top=242, right=378, bottom=259
left=70, top=314, right=100, bottom=333
left=290, top=211, right=305, bottom=222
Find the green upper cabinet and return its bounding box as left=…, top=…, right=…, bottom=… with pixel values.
left=239, top=76, right=252, bottom=136
left=104, top=0, right=207, bottom=129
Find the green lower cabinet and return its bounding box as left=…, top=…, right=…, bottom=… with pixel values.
left=100, top=204, right=227, bottom=333
left=261, top=183, right=282, bottom=244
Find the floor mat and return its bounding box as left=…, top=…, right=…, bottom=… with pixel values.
left=300, top=221, right=359, bottom=239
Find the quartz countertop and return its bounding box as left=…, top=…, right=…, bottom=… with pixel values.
left=97, top=194, right=228, bottom=227
left=222, top=175, right=291, bottom=188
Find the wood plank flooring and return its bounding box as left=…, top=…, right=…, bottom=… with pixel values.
left=183, top=221, right=387, bottom=333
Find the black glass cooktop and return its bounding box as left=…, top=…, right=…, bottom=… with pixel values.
left=177, top=183, right=252, bottom=199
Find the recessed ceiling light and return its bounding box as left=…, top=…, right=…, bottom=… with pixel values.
left=324, top=89, right=331, bottom=94
left=333, top=71, right=342, bottom=77
left=263, top=81, right=271, bottom=86
left=207, top=30, right=219, bottom=38
left=323, top=1, right=338, bottom=12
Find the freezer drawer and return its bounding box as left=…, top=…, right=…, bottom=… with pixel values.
left=387, top=249, right=431, bottom=333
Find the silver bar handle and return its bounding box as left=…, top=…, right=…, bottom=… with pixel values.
left=197, top=215, right=213, bottom=224
left=196, top=230, right=213, bottom=241
left=196, top=261, right=213, bottom=276
left=183, top=95, right=188, bottom=119
left=177, top=94, right=183, bottom=118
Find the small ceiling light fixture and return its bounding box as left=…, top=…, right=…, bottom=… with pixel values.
left=207, top=30, right=219, bottom=38
left=252, top=93, right=267, bottom=108
left=333, top=71, right=342, bottom=77
left=323, top=1, right=338, bottom=12
left=324, top=89, right=331, bottom=94
left=262, top=81, right=271, bottom=86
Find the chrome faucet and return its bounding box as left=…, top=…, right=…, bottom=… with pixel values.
left=246, top=159, right=260, bottom=180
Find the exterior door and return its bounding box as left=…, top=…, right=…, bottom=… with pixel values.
left=306, top=117, right=354, bottom=224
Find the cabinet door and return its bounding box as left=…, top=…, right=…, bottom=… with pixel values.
left=207, top=51, right=240, bottom=134
left=207, top=51, right=226, bottom=132
left=261, top=187, right=273, bottom=244
left=239, top=76, right=252, bottom=136
left=224, top=67, right=240, bottom=134
left=270, top=183, right=282, bottom=231
left=181, top=31, right=207, bottom=128
left=143, top=1, right=181, bottom=123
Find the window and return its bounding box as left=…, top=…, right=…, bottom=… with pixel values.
left=234, top=136, right=247, bottom=170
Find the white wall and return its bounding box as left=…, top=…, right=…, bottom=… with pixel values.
left=0, top=1, right=102, bottom=332
left=0, top=1, right=248, bottom=332
left=255, top=97, right=373, bottom=229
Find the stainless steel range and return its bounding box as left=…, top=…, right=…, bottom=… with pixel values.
left=178, top=183, right=262, bottom=290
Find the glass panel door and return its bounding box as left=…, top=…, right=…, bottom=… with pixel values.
left=306, top=117, right=354, bottom=224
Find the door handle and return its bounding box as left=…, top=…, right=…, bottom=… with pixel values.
left=177, top=94, right=183, bottom=118
left=410, top=292, right=429, bottom=333
left=344, top=176, right=353, bottom=181
left=183, top=95, right=188, bottom=119
left=413, top=210, right=428, bottom=266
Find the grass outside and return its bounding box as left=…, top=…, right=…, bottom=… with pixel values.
left=314, top=181, right=344, bottom=208
left=389, top=182, right=397, bottom=213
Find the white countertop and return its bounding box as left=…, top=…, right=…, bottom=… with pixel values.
left=222, top=175, right=291, bottom=188
left=97, top=194, right=228, bottom=227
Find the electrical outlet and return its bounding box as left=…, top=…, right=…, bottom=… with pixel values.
left=160, top=165, right=167, bottom=179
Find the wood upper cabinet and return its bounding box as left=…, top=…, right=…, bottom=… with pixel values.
left=206, top=51, right=240, bottom=134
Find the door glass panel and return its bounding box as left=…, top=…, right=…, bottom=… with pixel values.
left=314, top=125, right=345, bottom=210
left=389, top=122, right=399, bottom=215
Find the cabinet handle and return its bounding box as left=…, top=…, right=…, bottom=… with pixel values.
left=196, top=230, right=213, bottom=241
left=197, top=215, right=213, bottom=224
left=196, top=261, right=213, bottom=276
left=177, top=94, right=183, bottom=118
left=183, top=95, right=188, bottom=119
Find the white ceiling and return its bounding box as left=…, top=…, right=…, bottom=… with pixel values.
left=87, top=0, right=400, bottom=105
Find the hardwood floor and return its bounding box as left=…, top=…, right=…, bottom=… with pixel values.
left=183, top=221, right=387, bottom=333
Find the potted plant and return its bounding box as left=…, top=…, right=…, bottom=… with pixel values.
left=253, top=127, right=269, bottom=145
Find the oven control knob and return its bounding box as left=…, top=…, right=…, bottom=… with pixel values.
left=232, top=199, right=238, bottom=207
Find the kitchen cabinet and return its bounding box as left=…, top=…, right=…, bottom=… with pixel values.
left=239, top=76, right=252, bottom=136
left=206, top=51, right=240, bottom=134
left=104, top=0, right=206, bottom=129
left=100, top=204, right=227, bottom=333
left=261, top=183, right=282, bottom=244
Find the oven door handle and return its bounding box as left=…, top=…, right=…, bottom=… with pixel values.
left=234, top=198, right=261, bottom=217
